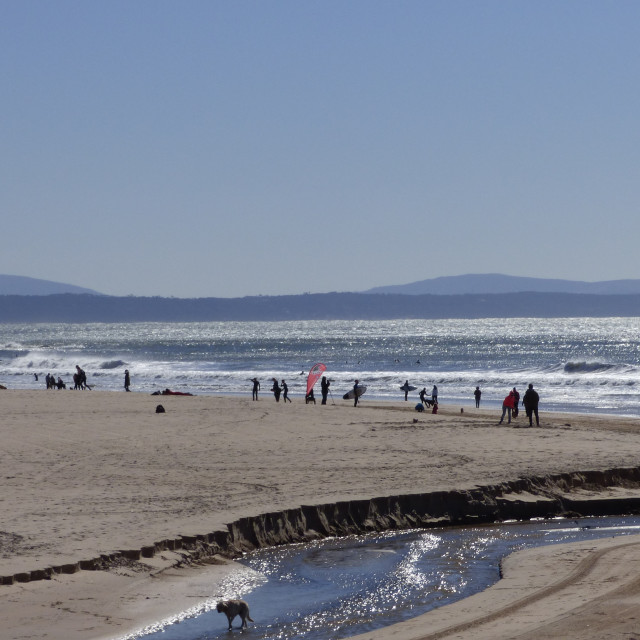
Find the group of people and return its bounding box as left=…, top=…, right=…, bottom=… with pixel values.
left=44, top=373, right=66, bottom=389
left=498, top=384, right=540, bottom=427
left=42, top=365, right=91, bottom=390
left=249, top=375, right=332, bottom=405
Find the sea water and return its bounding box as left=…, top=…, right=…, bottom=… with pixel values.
left=125, top=516, right=640, bottom=640
left=1, top=317, right=639, bottom=414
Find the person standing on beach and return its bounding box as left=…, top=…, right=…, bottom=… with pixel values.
left=251, top=377, right=260, bottom=400
left=474, top=386, right=481, bottom=408
left=281, top=379, right=292, bottom=403
left=512, top=387, right=520, bottom=418
left=353, top=379, right=360, bottom=407
left=321, top=376, right=330, bottom=404
left=402, top=380, right=410, bottom=401
left=124, top=369, right=131, bottom=392
left=272, top=378, right=281, bottom=402
left=431, top=385, right=438, bottom=404
left=523, top=383, right=540, bottom=426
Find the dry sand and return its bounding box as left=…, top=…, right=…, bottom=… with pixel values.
left=2, top=389, right=640, bottom=639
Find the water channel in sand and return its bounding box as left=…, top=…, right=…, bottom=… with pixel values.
left=124, top=515, right=640, bottom=640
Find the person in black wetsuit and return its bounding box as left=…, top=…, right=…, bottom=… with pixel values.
left=321, top=376, right=330, bottom=405
left=523, top=383, right=540, bottom=426
left=281, top=379, right=292, bottom=403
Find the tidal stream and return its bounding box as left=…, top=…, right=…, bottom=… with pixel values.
left=128, top=515, right=640, bottom=640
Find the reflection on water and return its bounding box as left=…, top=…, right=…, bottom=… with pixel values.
left=127, top=516, right=640, bottom=640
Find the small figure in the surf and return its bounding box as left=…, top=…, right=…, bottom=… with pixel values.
left=56, top=377, right=66, bottom=390
left=251, top=377, right=260, bottom=401
left=34, top=373, right=39, bottom=382
left=271, top=378, right=281, bottom=402
left=124, top=369, right=131, bottom=392
left=321, top=376, right=330, bottom=405
left=474, top=386, right=481, bottom=408
left=281, top=379, right=292, bottom=403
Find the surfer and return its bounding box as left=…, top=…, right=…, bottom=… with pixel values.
left=402, top=380, right=410, bottom=401
left=474, top=386, right=481, bottom=408
left=251, top=377, right=260, bottom=401
left=321, top=376, right=330, bottom=405
left=124, top=369, right=130, bottom=392
left=353, top=379, right=360, bottom=407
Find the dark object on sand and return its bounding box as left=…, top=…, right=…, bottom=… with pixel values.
left=155, top=404, right=165, bottom=413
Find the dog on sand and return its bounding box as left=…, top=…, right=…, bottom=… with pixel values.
left=216, top=599, right=254, bottom=630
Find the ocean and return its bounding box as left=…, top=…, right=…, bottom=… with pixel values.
left=1, top=317, right=639, bottom=415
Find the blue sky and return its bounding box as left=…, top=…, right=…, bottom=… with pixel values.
left=2, top=1, right=639, bottom=298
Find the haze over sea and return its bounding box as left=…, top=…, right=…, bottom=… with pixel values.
left=1, top=317, right=639, bottom=416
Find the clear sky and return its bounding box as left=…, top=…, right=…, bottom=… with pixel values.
left=2, top=1, right=639, bottom=298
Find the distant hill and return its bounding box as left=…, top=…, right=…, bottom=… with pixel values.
left=0, top=275, right=101, bottom=296
left=365, top=274, right=640, bottom=295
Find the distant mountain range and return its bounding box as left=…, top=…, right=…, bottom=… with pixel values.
left=4, top=273, right=640, bottom=297
left=365, top=274, right=640, bottom=295
left=0, top=275, right=101, bottom=296
left=2, top=273, right=640, bottom=321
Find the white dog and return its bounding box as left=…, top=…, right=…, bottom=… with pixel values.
left=216, top=599, right=254, bottom=630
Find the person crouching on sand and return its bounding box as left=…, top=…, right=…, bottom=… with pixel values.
left=499, top=390, right=515, bottom=424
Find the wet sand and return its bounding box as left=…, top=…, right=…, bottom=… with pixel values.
left=1, top=389, right=640, bottom=639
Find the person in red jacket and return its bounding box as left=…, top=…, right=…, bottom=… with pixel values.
left=499, top=390, right=515, bottom=424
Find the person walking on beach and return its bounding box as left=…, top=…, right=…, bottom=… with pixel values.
left=523, top=383, right=540, bottom=427
left=474, top=386, right=482, bottom=408
left=511, top=387, right=520, bottom=418
left=281, top=379, right=292, bottom=403
left=124, top=369, right=131, bottom=392
left=431, top=385, right=438, bottom=404
left=353, top=379, right=360, bottom=407
left=321, top=376, right=330, bottom=405
left=271, top=378, right=281, bottom=402
left=499, top=390, right=515, bottom=424
left=251, top=377, right=260, bottom=401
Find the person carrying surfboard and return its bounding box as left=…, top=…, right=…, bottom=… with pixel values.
left=353, top=379, right=360, bottom=407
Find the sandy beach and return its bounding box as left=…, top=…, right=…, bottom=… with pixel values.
left=2, top=389, right=640, bottom=639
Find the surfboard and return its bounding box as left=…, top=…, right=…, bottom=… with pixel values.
left=343, top=385, right=367, bottom=400
left=400, top=384, right=417, bottom=392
